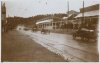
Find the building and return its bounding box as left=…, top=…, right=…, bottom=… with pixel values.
left=36, top=10, right=79, bottom=30
left=36, top=17, right=53, bottom=30
left=75, top=4, right=99, bottom=30
left=65, top=10, right=79, bottom=29
left=36, top=15, right=67, bottom=30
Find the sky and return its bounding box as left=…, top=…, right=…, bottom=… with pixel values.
left=2, top=0, right=99, bottom=17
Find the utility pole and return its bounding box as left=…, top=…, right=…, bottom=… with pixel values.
left=67, top=1, right=69, bottom=18
left=82, top=0, right=84, bottom=27
left=67, top=0, right=69, bottom=32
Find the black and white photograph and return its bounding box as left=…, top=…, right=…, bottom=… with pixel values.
left=1, top=0, right=99, bottom=62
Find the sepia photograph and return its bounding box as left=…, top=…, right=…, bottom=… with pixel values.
left=1, top=0, right=99, bottom=62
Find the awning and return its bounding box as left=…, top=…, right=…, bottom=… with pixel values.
left=36, top=19, right=53, bottom=24
left=75, top=10, right=99, bottom=18
left=68, top=14, right=73, bottom=17
left=63, top=17, right=68, bottom=19
left=62, top=14, right=73, bottom=19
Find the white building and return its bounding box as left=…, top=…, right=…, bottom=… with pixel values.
left=36, top=19, right=53, bottom=30
left=36, top=17, right=65, bottom=30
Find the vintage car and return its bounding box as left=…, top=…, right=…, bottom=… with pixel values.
left=24, top=27, right=32, bottom=31
left=41, top=28, right=50, bottom=34
left=73, top=28, right=97, bottom=41
left=32, top=28, right=37, bottom=32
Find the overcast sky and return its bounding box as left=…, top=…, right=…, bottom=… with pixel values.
left=2, top=0, right=99, bottom=17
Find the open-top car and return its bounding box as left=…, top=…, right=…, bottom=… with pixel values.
left=73, top=27, right=97, bottom=41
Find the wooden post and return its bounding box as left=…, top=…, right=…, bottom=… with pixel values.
left=82, top=0, right=84, bottom=27
left=67, top=0, right=69, bottom=32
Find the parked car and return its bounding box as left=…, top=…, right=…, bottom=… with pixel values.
left=32, top=28, right=37, bottom=32
left=41, top=28, right=50, bottom=34
left=73, top=28, right=97, bottom=41
left=24, top=27, right=31, bottom=31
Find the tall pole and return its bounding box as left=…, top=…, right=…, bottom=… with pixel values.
left=67, top=0, right=69, bottom=18
left=67, top=0, right=69, bottom=32
left=82, top=0, right=84, bottom=27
